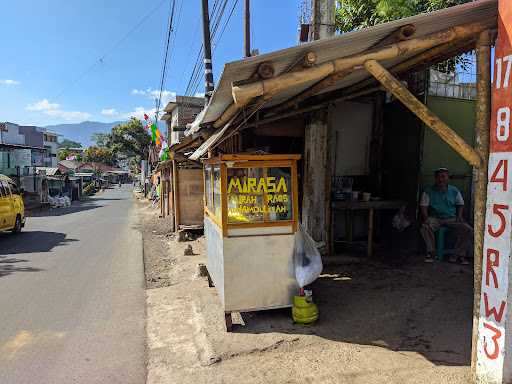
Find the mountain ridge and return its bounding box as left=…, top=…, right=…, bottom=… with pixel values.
left=44, top=121, right=125, bottom=147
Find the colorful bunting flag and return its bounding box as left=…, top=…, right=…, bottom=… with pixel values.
left=150, top=123, right=157, bottom=143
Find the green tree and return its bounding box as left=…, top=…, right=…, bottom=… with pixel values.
left=109, top=118, right=151, bottom=163
left=58, top=148, right=70, bottom=161
left=59, top=138, right=82, bottom=149
left=336, top=0, right=471, bottom=33
left=83, top=146, right=116, bottom=165
left=91, top=132, right=112, bottom=148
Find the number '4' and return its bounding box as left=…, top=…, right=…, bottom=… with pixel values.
left=491, top=159, right=509, bottom=192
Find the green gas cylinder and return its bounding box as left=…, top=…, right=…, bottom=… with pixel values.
left=292, top=294, right=319, bottom=325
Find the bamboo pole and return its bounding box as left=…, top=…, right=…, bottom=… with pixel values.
left=339, top=39, right=476, bottom=101
left=370, top=24, right=417, bottom=49
left=471, top=30, right=492, bottom=378
left=232, top=20, right=494, bottom=108
left=364, top=59, right=482, bottom=167
left=213, top=103, right=239, bottom=129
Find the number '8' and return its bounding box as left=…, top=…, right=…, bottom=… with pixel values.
left=497, top=107, right=511, bottom=142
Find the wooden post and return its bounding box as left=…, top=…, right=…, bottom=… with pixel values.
left=172, top=160, right=180, bottom=231
left=471, top=30, right=492, bottom=379
left=367, top=208, right=374, bottom=258
left=311, top=0, right=335, bottom=41
left=475, top=2, right=512, bottom=382
left=302, top=108, right=330, bottom=246
left=244, top=0, right=251, bottom=57
left=201, top=0, right=214, bottom=103
left=364, top=59, right=481, bottom=167
left=325, top=104, right=334, bottom=256
left=169, top=165, right=175, bottom=232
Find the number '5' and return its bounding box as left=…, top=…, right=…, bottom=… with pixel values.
left=488, top=204, right=510, bottom=238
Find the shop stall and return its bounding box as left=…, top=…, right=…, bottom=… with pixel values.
left=203, top=154, right=300, bottom=330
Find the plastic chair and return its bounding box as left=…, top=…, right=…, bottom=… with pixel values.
left=435, top=227, right=449, bottom=261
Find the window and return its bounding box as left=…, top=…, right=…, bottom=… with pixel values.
left=204, top=166, right=212, bottom=210
left=8, top=182, right=20, bottom=195
left=227, top=166, right=292, bottom=224
left=0, top=180, right=11, bottom=197
left=212, top=166, right=222, bottom=220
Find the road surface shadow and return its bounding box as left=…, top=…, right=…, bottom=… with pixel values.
left=91, top=197, right=126, bottom=201
left=0, top=256, right=43, bottom=278
left=0, top=231, right=78, bottom=255
left=28, top=202, right=102, bottom=217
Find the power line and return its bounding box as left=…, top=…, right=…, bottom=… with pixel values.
left=53, top=0, right=168, bottom=101
left=184, top=0, right=224, bottom=97
left=156, top=0, right=179, bottom=118
left=185, top=0, right=232, bottom=97
left=191, top=0, right=239, bottom=96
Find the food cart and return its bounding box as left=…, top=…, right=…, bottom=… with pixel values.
left=203, top=154, right=301, bottom=330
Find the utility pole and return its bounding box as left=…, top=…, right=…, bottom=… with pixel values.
left=244, top=0, right=251, bottom=57
left=311, top=0, right=335, bottom=41
left=201, top=0, right=214, bottom=104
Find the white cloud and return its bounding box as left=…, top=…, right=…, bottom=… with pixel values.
left=0, top=79, right=20, bottom=85
left=123, top=106, right=156, bottom=120
left=44, top=109, right=91, bottom=120
left=26, top=98, right=91, bottom=121
left=131, top=89, right=147, bottom=95
left=26, top=99, right=59, bottom=111
left=101, top=108, right=118, bottom=116
left=131, top=87, right=176, bottom=107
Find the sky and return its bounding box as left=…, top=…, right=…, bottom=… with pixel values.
left=0, top=0, right=301, bottom=126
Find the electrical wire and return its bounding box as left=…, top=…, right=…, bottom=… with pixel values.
left=53, top=0, right=168, bottom=101
left=184, top=0, right=230, bottom=97
left=190, top=0, right=239, bottom=96
left=156, top=0, right=179, bottom=119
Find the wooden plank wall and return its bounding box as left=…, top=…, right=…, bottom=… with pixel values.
left=301, top=108, right=331, bottom=247
left=177, top=169, right=205, bottom=226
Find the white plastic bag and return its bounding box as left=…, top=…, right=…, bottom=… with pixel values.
left=293, top=224, right=323, bottom=288
left=392, top=206, right=411, bottom=232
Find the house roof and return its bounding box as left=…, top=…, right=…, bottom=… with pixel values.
left=36, top=167, right=61, bottom=176
left=189, top=0, right=497, bottom=133
left=0, top=142, right=45, bottom=151
left=58, top=160, right=81, bottom=170
left=74, top=172, right=95, bottom=177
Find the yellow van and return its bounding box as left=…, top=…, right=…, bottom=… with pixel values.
left=0, top=174, right=25, bottom=233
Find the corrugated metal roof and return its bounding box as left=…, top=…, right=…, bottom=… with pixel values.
left=191, top=0, right=497, bottom=131
left=36, top=167, right=61, bottom=176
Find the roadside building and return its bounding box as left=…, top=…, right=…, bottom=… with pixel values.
left=42, top=130, right=59, bottom=167
left=0, top=122, right=46, bottom=177
left=155, top=98, right=206, bottom=232
left=58, top=159, right=81, bottom=174
left=180, top=1, right=506, bottom=381
left=161, top=96, right=204, bottom=146
left=18, top=125, right=46, bottom=167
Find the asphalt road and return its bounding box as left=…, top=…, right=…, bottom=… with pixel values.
left=0, top=186, right=146, bottom=384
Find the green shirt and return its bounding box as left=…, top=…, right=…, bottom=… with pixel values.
left=420, top=185, right=464, bottom=219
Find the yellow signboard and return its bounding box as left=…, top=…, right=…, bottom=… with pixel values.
left=227, top=168, right=292, bottom=223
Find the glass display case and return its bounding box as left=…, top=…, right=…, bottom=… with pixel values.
left=202, top=154, right=301, bottom=330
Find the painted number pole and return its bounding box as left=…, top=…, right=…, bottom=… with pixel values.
left=476, top=2, right=512, bottom=383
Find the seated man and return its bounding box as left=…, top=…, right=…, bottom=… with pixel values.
left=420, top=168, right=473, bottom=264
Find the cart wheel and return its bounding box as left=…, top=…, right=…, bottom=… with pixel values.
left=225, top=312, right=233, bottom=332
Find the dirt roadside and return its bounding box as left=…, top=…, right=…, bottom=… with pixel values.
left=136, top=195, right=472, bottom=384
